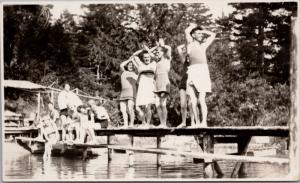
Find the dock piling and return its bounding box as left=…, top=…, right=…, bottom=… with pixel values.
left=107, top=135, right=112, bottom=161
left=203, top=133, right=214, bottom=178
left=156, top=136, right=162, bottom=167
left=231, top=136, right=251, bottom=178
left=128, top=135, right=134, bottom=167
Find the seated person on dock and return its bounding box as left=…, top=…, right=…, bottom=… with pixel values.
left=39, top=115, right=59, bottom=161
left=48, top=102, right=60, bottom=130
left=57, top=83, right=83, bottom=141
left=77, top=105, right=97, bottom=144
left=88, top=100, right=111, bottom=129
left=67, top=105, right=82, bottom=143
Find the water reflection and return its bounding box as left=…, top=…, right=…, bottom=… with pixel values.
left=3, top=142, right=288, bottom=180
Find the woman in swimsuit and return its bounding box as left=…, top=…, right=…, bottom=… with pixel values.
left=131, top=44, right=157, bottom=127
left=153, top=39, right=172, bottom=128
left=119, top=59, right=138, bottom=128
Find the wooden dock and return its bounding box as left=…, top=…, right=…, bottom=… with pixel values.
left=6, top=126, right=290, bottom=178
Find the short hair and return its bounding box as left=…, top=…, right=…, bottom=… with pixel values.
left=190, top=26, right=203, bottom=37
left=141, top=50, right=150, bottom=56
left=124, top=61, right=133, bottom=71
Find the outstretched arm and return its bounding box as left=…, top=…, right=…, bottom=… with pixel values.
left=132, top=49, right=144, bottom=56
left=158, top=38, right=172, bottom=60
left=200, top=30, right=216, bottom=49
left=185, top=23, right=197, bottom=44
left=130, top=55, right=142, bottom=68
left=143, top=44, right=157, bottom=58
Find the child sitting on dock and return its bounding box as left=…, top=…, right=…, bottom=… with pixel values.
left=77, top=105, right=97, bottom=144
left=88, top=100, right=111, bottom=129
left=67, top=105, right=82, bottom=143
left=40, top=115, right=59, bottom=161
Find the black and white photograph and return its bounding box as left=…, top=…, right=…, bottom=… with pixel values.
left=1, top=0, right=299, bottom=181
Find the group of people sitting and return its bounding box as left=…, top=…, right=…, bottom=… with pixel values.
left=37, top=84, right=110, bottom=161
left=119, top=23, right=216, bottom=128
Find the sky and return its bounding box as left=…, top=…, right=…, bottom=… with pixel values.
left=50, top=1, right=235, bottom=22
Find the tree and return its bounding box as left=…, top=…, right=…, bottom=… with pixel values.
left=228, top=2, right=297, bottom=83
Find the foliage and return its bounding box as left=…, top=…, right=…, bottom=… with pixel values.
left=3, top=3, right=294, bottom=127
left=226, top=2, right=297, bottom=83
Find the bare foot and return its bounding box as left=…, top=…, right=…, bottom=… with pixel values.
left=156, top=124, right=167, bottom=128
left=201, top=121, right=207, bottom=127
left=177, top=123, right=187, bottom=128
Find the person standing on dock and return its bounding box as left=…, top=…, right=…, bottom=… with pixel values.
left=119, top=59, right=138, bottom=128
left=153, top=39, right=172, bottom=128
left=185, top=23, right=216, bottom=127
left=131, top=44, right=157, bottom=128
left=176, top=44, right=197, bottom=127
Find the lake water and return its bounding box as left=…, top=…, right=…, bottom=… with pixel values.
left=3, top=142, right=289, bottom=180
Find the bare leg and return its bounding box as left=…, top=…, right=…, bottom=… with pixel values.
left=145, top=104, right=152, bottom=126
left=188, top=97, right=197, bottom=126
left=187, top=85, right=201, bottom=126
left=120, top=101, right=128, bottom=128
left=86, top=127, right=97, bottom=143
left=198, top=92, right=208, bottom=127
left=136, top=106, right=145, bottom=125
left=127, top=100, right=135, bottom=127
left=155, top=96, right=163, bottom=126
left=161, top=96, right=168, bottom=127
left=60, top=115, right=67, bottom=141
left=178, top=89, right=187, bottom=127
left=75, top=123, right=80, bottom=142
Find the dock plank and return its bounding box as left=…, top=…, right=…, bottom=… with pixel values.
left=6, top=126, right=289, bottom=137
left=108, top=145, right=289, bottom=165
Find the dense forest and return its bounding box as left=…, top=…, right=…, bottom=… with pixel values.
left=3, top=3, right=297, bottom=126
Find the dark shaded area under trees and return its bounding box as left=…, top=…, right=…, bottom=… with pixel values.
left=3, top=2, right=297, bottom=126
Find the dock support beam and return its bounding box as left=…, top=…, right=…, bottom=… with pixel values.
left=156, top=136, right=161, bottom=167
left=203, top=134, right=214, bottom=178
left=128, top=135, right=134, bottom=167
left=231, top=136, right=251, bottom=178
left=107, top=135, right=112, bottom=161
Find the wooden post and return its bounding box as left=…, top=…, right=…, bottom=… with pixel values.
left=107, top=135, right=112, bottom=162
left=289, top=16, right=299, bottom=180
left=231, top=136, right=251, bottom=178
left=37, top=92, right=41, bottom=121
left=156, top=136, right=161, bottom=167
left=203, top=134, right=214, bottom=178
left=128, top=135, right=134, bottom=167
left=50, top=90, right=54, bottom=104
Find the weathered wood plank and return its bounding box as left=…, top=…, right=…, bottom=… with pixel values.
left=108, top=145, right=289, bottom=165
left=95, top=126, right=289, bottom=137
left=6, top=126, right=289, bottom=137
